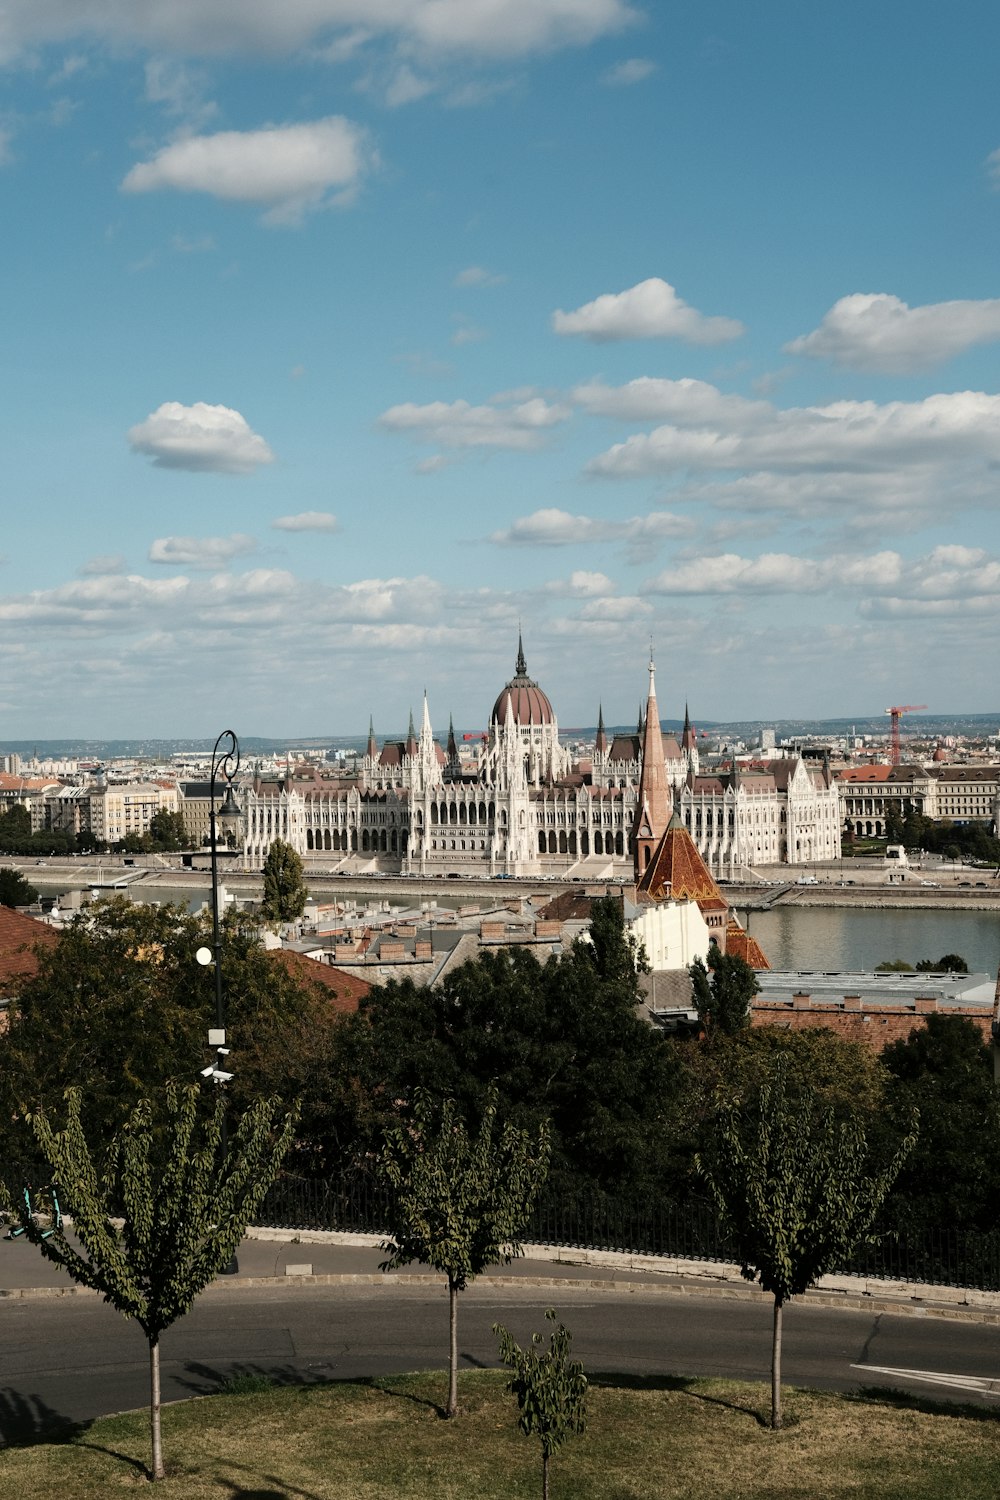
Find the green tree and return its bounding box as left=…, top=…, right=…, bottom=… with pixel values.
left=915, top=953, right=968, bottom=974
left=260, top=838, right=309, bottom=922
left=697, top=1062, right=914, bottom=1429
left=379, top=1088, right=550, bottom=1418
left=18, top=1085, right=296, bottom=1480
left=689, top=951, right=757, bottom=1044
left=881, top=1015, right=1000, bottom=1234
left=0, top=897, right=345, bottom=1168
left=493, top=1309, right=587, bottom=1500
left=353, top=937, right=681, bottom=1202
left=147, top=810, right=189, bottom=851
left=0, top=866, right=38, bottom=907
left=0, top=805, right=32, bottom=853
left=876, top=959, right=915, bottom=972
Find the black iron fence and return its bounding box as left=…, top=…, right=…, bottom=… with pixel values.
left=8, top=1157, right=1000, bottom=1294
left=257, top=1171, right=1000, bottom=1293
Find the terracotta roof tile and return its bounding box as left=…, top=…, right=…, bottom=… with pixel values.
left=267, top=949, right=369, bottom=1014
left=0, top=908, right=59, bottom=997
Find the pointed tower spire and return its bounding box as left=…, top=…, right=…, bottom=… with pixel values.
left=681, top=700, right=696, bottom=752
left=421, top=691, right=432, bottom=739
left=447, top=713, right=458, bottom=765
left=406, top=707, right=417, bottom=755
left=366, top=714, right=377, bottom=760
left=515, top=630, right=527, bottom=678
left=595, top=703, right=608, bottom=756
left=632, top=651, right=673, bottom=878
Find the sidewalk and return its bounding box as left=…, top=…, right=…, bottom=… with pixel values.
left=3, top=1227, right=1000, bottom=1324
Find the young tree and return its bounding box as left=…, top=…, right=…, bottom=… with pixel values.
left=379, top=1088, right=550, bottom=1418
left=493, top=1309, right=587, bottom=1500
left=17, top=1085, right=297, bottom=1480
left=0, top=866, right=39, bottom=907
left=260, top=838, right=309, bottom=922
left=697, top=1063, right=914, bottom=1430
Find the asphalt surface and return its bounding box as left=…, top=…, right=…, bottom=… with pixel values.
left=2, top=1235, right=1000, bottom=1443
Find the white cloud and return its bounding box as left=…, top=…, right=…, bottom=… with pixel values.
left=379, top=395, right=569, bottom=450
left=578, top=594, right=652, bottom=619
left=568, top=569, right=614, bottom=596
left=642, top=546, right=1000, bottom=607
left=0, top=0, right=635, bottom=65
left=144, top=57, right=217, bottom=126
left=553, top=278, right=744, bottom=344
left=601, top=56, right=656, bottom=84
left=128, top=401, right=275, bottom=474
left=490, top=506, right=692, bottom=548
left=149, top=534, right=257, bottom=568
left=454, top=265, right=507, bottom=287
left=271, top=511, right=339, bottom=532
left=383, top=64, right=435, bottom=106
left=574, top=376, right=767, bottom=427
left=122, top=117, right=373, bottom=224
left=785, top=292, right=1000, bottom=373
left=588, top=387, right=1000, bottom=479
left=450, top=314, right=488, bottom=346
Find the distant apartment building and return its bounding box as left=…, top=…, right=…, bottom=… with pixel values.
left=43, top=780, right=178, bottom=844
left=0, top=773, right=60, bottom=831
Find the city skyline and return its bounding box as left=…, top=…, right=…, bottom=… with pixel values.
left=2, top=3, right=1000, bottom=736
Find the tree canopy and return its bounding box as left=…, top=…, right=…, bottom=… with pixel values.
left=260, top=838, right=309, bottom=922
left=0, top=866, right=38, bottom=908
left=0, top=897, right=346, bottom=1167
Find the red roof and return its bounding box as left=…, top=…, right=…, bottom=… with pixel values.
left=0, top=908, right=59, bottom=997
left=267, top=949, right=369, bottom=1014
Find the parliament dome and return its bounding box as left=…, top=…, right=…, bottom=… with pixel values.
left=491, top=638, right=555, bottom=726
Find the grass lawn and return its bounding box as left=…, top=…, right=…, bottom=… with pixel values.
left=1, top=1371, right=999, bottom=1499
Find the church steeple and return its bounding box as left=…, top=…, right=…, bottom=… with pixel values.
left=406, top=707, right=417, bottom=755
left=447, top=713, right=458, bottom=765
left=366, top=714, right=377, bottom=761
left=632, top=653, right=672, bottom=878
left=595, top=703, right=607, bottom=756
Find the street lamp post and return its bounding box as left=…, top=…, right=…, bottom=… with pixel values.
left=202, top=730, right=242, bottom=1273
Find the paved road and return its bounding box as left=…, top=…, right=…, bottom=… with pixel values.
left=2, top=1279, right=998, bottom=1444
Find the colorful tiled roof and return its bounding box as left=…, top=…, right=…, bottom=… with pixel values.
left=725, top=920, right=771, bottom=970
left=636, top=812, right=729, bottom=913
left=267, top=949, right=370, bottom=1014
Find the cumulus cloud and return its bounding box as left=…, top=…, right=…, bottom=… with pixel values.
left=579, top=594, right=652, bottom=619
left=149, top=534, right=257, bottom=568
left=490, top=506, right=692, bottom=549
left=379, top=395, right=569, bottom=450
left=272, top=511, right=339, bottom=532
left=553, top=278, right=744, bottom=344
left=0, top=0, right=634, bottom=65
left=643, top=546, right=1000, bottom=611
left=601, top=56, right=656, bottom=84
left=574, top=376, right=768, bottom=427
left=785, top=292, right=1000, bottom=373
left=122, top=117, right=373, bottom=224
left=588, top=387, right=1000, bottom=478
left=128, top=401, right=275, bottom=474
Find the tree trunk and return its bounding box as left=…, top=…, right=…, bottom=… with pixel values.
left=150, top=1337, right=165, bottom=1480
left=771, top=1294, right=783, bottom=1431
left=447, top=1277, right=459, bottom=1418
left=542, top=1447, right=550, bottom=1500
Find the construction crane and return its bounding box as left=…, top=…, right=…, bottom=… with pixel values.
left=885, top=704, right=927, bottom=765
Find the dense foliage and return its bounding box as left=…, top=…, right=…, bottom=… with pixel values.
left=0, top=865, right=39, bottom=907
left=260, top=837, right=310, bottom=921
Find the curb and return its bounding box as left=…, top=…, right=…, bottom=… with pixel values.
left=5, top=1270, right=1000, bottom=1326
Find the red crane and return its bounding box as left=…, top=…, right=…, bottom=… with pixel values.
left=885, top=704, right=927, bottom=765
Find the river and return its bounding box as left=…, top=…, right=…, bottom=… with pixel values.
left=735, top=905, right=1000, bottom=975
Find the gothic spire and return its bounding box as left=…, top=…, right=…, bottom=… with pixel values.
left=516, top=629, right=527, bottom=678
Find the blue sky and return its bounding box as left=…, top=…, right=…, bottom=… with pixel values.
left=2, top=1, right=1000, bottom=738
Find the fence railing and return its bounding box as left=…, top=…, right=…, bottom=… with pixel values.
left=256, top=1172, right=1000, bottom=1294
left=8, top=1159, right=1000, bottom=1294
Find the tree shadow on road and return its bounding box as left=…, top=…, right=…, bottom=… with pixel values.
left=849, top=1383, right=1000, bottom=1423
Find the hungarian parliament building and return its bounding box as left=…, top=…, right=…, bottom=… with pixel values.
left=240, top=639, right=841, bottom=879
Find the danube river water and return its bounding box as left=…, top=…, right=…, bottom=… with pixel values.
left=735, top=905, right=1000, bottom=975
